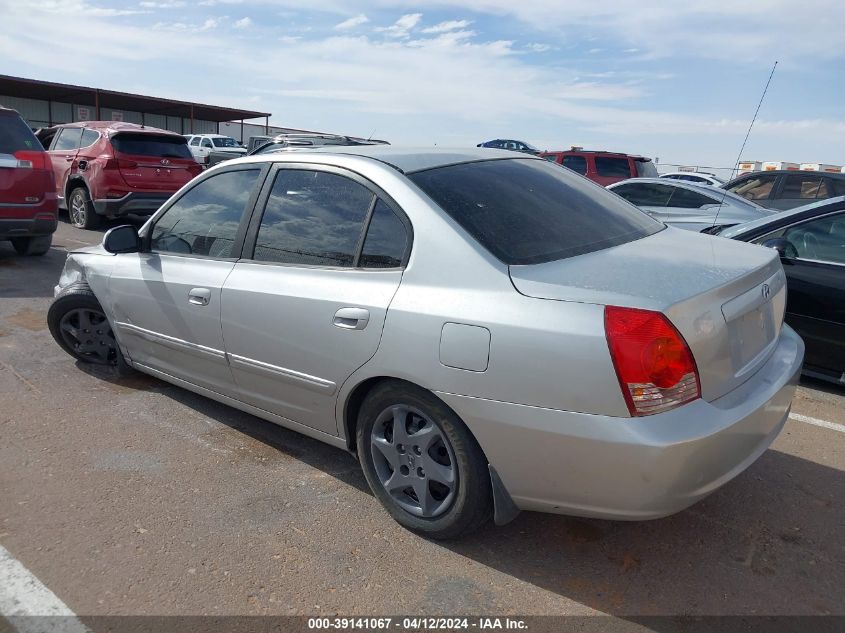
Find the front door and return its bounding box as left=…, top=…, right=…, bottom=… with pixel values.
left=48, top=127, right=82, bottom=206
left=221, top=165, right=412, bottom=434
left=107, top=166, right=265, bottom=395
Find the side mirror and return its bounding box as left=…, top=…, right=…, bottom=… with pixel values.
left=103, top=225, right=140, bottom=254
left=761, top=237, right=797, bottom=259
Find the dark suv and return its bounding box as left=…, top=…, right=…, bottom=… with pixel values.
left=0, top=107, right=57, bottom=255
left=477, top=139, right=539, bottom=154
left=723, top=170, right=845, bottom=211
left=39, top=122, right=202, bottom=229
left=540, top=149, right=658, bottom=186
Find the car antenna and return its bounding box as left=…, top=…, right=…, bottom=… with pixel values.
left=367, top=128, right=376, bottom=141
left=712, top=60, right=778, bottom=229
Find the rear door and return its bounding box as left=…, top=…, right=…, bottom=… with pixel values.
left=110, top=132, right=198, bottom=191
left=221, top=164, right=411, bottom=434
left=48, top=127, right=82, bottom=205
left=662, top=185, right=722, bottom=228
left=771, top=173, right=832, bottom=211
left=108, top=166, right=265, bottom=395
left=610, top=181, right=674, bottom=219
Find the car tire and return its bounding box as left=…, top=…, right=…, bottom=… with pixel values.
left=10, top=234, right=52, bottom=256
left=68, top=187, right=100, bottom=230
left=357, top=381, right=493, bottom=539
left=47, top=283, right=133, bottom=376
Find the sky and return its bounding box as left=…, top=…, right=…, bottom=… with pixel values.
left=1, top=0, right=844, bottom=172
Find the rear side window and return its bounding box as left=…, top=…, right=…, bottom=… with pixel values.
left=613, top=182, right=674, bottom=207
left=52, top=128, right=82, bottom=152
left=80, top=129, right=99, bottom=148
left=409, top=159, right=662, bottom=265
left=667, top=187, right=717, bottom=209
left=0, top=112, right=41, bottom=154
left=780, top=174, right=828, bottom=199
left=253, top=169, right=374, bottom=267
left=359, top=200, right=409, bottom=268
left=634, top=159, right=658, bottom=177
left=831, top=178, right=845, bottom=197
left=562, top=155, right=587, bottom=175
left=111, top=133, right=193, bottom=159
left=595, top=156, right=632, bottom=178
left=151, top=169, right=260, bottom=257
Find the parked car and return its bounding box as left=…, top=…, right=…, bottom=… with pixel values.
left=0, top=107, right=57, bottom=255
left=184, top=134, right=246, bottom=165
left=715, top=196, right=845, bottom=384
left=48, top=148, right=803, bottom=538
left=722, top=170, right=845, bottom=211
left=476, top=139, right=539, bottom=154
left=541, top=149, right=658, bottom=186
left=246, top=135, right=272, bottom=153
left=249, top=133, right=389, bottom=156
left=608, top=178, right=772, bottom=232
left=37, top=122, right=202, bottom=229
left=660, top=171, right=725, bottom=186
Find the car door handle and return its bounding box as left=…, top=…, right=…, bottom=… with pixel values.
left=65, top=156, right=74, bottom=162
left=188, top=287, right=211, bottom=306
left=333, top=307, right=370, bottom=330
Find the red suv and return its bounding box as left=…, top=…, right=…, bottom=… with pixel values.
left=0, top=107, right=57, bottom=256
left=540, top=149, right=658, bottom=186
left=39, top=122, right=202, bottom=229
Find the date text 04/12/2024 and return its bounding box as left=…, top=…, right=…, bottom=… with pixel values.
left=307, top=617, right=528, bottom=630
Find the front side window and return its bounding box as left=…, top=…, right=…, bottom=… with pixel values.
left=562, top=155, right=587, bottom=175
left=252, top=169, right=374, bottom=267
left=202, top=138, right=213, bottom=148
left=190, top=137, right=200, bottom=146
left=756, top=212, right=845, bottom=264
left=52, top=128, right=82, bottom=151
left=613, top=182, right=674, bottom=207
left=727, top=174, right=777, bottom=201
left=667, top=187, right=718, bottom=209
left=150, top=169, right=260, bottom=257
left=595, top=156, right=631, bottom=178
left=410, top=158, right=661, bottom=265
left=780, top=174, right=829, bottom=199
left=359, top=200, right=409, bottom=268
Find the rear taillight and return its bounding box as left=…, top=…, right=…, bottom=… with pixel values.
left=13, top=150, right=49, bottom=170
left=103, top=158, right=138, bottom=170
left=188, top=163, right=203, bottom=177
left=604, top=306, right=700, bottom=416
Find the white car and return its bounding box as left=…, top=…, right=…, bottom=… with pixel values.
left=660, top=171, right=725, bottom=186
left=184, top=134, right=246, bottom=164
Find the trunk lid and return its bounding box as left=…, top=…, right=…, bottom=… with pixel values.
left=110, top=132, right=198, bottom=191
left=509, top=227, right=786, bottom=401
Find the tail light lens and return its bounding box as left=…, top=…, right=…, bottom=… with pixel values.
left=604, top=306, right=700, bottom=416
left=103, top=158, right=138, bottom=170
left=13, top=150, right=49, bottom=170
left=188, top=163, right=203, bottom=177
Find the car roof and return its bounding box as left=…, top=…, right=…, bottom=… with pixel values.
left=278, top=146, right=538, bottom=173
left=721, top=195, right=845, bottom=239
left=542, top=149, right=649, bottom=160
left=726, top=170, right=845, bottom=183
left=55, top=121, right=180, bottom=136
left=660, top=171, right=719, bottom=178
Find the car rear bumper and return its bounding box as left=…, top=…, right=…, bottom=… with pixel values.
left=93, top=192, right=170, bottom=217
left=0, top=214, right=58, bottom=238
left=436, top=324, right=804, bottom=520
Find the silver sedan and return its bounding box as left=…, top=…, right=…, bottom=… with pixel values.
left=609, top=177, right=773, bottom=232
left=49, top=148, right=803, bottom=539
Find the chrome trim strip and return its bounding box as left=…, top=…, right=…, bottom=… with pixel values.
left=115, top=322, right=226, bottom=361
left=227, top=353, right=337, bottom=394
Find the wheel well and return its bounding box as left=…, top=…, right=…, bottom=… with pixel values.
left=343, top=376, right=393, bottom=452
left=65, top=177, right=88, bottom=202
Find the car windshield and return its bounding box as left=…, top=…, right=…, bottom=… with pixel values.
left=409, top=158, right=663, bottom=265
left=111, top=133, right=193, bottom=159
left=212, top=137, right=240, bottom=148
left=0, top=112, right=41, bottom=154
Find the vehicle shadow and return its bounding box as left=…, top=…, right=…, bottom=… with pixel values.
left=86, top=369, right=844, bottom=617
left=0, top=239, right=68, bottom=299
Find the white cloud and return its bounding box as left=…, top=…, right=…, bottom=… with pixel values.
left=526, top=43, right=551, bottom=53
left=375, top=13, right=422, bottom=39
left=139, top=0, right=185, bottom=7
left=233, top=16, right=252, bottom=29
left=334, top=14, right=369, bottom=30
left=420, top=19, right=471, bottom=34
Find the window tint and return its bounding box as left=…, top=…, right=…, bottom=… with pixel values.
left=111, top=133, right=192, bottom=159
left=151, top=169, right=260, bottom=257
left=595, top=156, right=631, bottom=178
left=253, top=169, right=374, bottom=267
left=780, top=174, right=829, bottom=199
left=758, top=212, right=845, bottom=264
left=359, top=200, right=409, bottom=268
left=613, top=183, right=674, bottom=207
left=727, top=174, right=777, bottom=201
left=562, top=155, right=588, bottom=175
left=543, top=155, right=558, bottom=163
left=52, top=128, right=82, bottom=151
left=409, top=159, right=661, bottom=265
left=667, top=187, right=717, bottom=209
left=202, top=138, right=213, bottom=148
left=80, top=129, right=99, bottom=148
left=831, top=178, right=845, bottom=197
left=634, top=159, right=659, bottom=178
left=212, top=137, right=239, bottom=148
left=190, top=137, right=200, bottom=146
left=0, top=112, right=41, bottom=153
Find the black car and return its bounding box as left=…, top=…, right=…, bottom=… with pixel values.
left=717, top=196, right=845, bottom=384
left=476, top=139, right=539, bottom=154
left=723, top=170, right=845, bottom=211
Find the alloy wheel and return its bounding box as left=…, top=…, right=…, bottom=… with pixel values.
left=70, top=193, right=86, bottom=227
left=58, top=308, right=117, bottom=365
left=370, top=405, right=457, bottom=518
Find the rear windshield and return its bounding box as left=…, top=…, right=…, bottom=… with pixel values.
left=635, top=158, right=659, bottom=178
left=0, top=111, right=41, bottom=154
left=111, top=133, right=193, bottom=159
left=409, top=158, right=663, bottom=265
